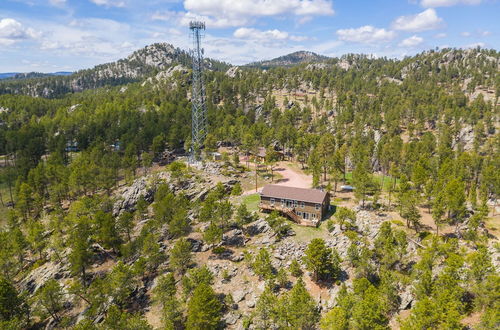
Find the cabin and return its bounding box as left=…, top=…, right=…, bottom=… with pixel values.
left=259, top=184, right=330, bottom=227
left=249, top=147, right=285, bottom=162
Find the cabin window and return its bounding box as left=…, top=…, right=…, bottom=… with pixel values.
left=281, top=199, right=285, bottom=206
left=315, top=203, right=320, bottom=210
left=270, top=198, right=275, bottom=205
left=293, top=200, right=298, bottom=208
left=303, top=213, right=309, bottom=220
left=312, top=213, right=317, bottom=219
left=301, top=201, right=305, bottom=208
left=297, top=211, right=302, bottom=217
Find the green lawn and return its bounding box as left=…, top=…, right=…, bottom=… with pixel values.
left=344, top=172, right=399, bottom=191
left=241, top=193, right=261, bottom=213
left=290, top=221, right=330, bottom=243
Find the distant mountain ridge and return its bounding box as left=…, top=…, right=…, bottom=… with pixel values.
left=0, top=43, right=229, bottom=98
left=0, top=44, right=498, bottom=99
left=246, top=51, right=329, bottom=68
left=0, top=72, right=73, bottom=80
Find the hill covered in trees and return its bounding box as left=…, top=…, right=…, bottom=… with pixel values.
left=0, top=43, right=229, bottom=98
left=246, top=50, right=329, bottom=68
left=0, top=45, right=499, bottom=329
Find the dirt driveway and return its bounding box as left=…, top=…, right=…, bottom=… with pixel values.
left=242, top=161, right=312, bottom=195
left=273, top=161, right=312, bottom=188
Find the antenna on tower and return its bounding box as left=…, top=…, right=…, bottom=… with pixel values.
left=189, top=21, right=207, bottom=163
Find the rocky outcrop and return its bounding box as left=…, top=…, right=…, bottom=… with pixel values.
left=222, top=229, right=246, bottom=247
left=20, top=259, right=70, bottom=294
left=244, top=219, right=271, bottom=236
left=225, top=66, right=240, bottom=78
left=399, top=287, right=414, bottom=310
left=113, top=177, right=155, bottom=215
left=274, top=241, right=306, bottom=261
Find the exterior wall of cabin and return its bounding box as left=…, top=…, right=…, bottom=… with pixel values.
left=260, top=194, right=329, bottom=221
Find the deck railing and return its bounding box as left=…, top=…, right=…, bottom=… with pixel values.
left=259, top=203, right=319, bottom=227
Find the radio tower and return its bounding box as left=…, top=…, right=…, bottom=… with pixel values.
left=189, top=21, right=207, bottom=162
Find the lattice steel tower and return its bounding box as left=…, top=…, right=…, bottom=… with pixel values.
left=189, top=21, right=207, bottom=161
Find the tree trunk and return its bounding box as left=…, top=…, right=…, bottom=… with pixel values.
left=255, top=164, right=258, bottom=192
left=82, top=266, right=87, bottom=287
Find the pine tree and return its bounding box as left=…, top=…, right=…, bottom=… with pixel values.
left=154, top=273, right=182, bottom=330
left=169, top=238, right=192, bottom=274
left=282, top=279, right=319, bottom=328
left=303, top=238, right=340, bottom=282
left=186, top=283, right=222, bottom=330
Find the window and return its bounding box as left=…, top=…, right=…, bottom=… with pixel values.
left=311, top=213, right=317, bottom=219
left=297, top=211, right=302, bottom=218
left=301, top=201, right=305, bottom=208
left=270, top=198, right=275, bottom=205
left=303, top=213, right=309, bottom=220
left=315, top=203, right=320, bottom=210
left=281, top=199, right=285, bottom=206
left=293, top=200, right=298, bottom=208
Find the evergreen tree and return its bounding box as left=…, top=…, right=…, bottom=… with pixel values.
left=303, top=238, right=340, bottom=282
left=169, top=238, right=192, bottom=274
left=186, top=283, right=222, bottom=330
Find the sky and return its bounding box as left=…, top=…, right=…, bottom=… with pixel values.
left=0, top=0, right=498, bottom=72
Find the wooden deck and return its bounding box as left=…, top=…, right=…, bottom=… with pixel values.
left=259, top=203, right=319, bottom=227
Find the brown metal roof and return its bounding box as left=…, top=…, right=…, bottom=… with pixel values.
left=260, top=184, right=328, bottom=204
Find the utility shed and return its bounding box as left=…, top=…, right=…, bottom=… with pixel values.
left=259, top=184, right=330, bottom=227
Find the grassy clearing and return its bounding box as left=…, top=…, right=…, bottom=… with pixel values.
left=0, top=183, right=12, bottom=227
left=290, top=221, right=330, bottom=243
left=241, top=193, right=261, bottom=213
left=342, top=172, right=399, bottom=191
left=485, top=214, right=500, bottom=239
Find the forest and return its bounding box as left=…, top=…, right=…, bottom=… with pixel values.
left=0, top=44, right=499, bottom=329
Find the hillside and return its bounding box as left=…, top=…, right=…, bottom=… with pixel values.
left=246, top=50, right=329, bottom=68
left=0, top=72, right=73, bottom=80
left=0, top=43, right=229, bottom=98
left=0, top=45, right=498, bottom=330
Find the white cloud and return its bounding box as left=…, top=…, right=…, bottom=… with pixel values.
left=461, top=31, right=471, bottom=37
left=421, top=0, right=481, bottom=7
left=399, top=35, right=424, bottom=47
left=38, top=18, right=132, bottom=57
left=297, top=16, right=313, bottom=25
left=90, top=0, right=125, bottom=8
left=290, top=35, right=309, bottom=42
left=152, top=10, right=246, bottom=28
left=49, top=0, right=66, bottom=6
left=234, top=27, right=288, bottom=40
left=180, top=11, right=246, bottom=28
left=336, top=25, right=396, bottom=44
left=0, top=18, right=40, bottom=46
left=464, top=42, right=485, bottom=48
left=180, top=0, right=333, bottom=28
left=480, top=30, right=491, bottom=36
left=392, top=9, right=443, bottom=32
left=310, top=40, right=342, bottom=55
left=434, top=32, right=447, bottom=38
left=233, top=27, right=308, bottom=43
left=184, top=0, right=334, bottom=17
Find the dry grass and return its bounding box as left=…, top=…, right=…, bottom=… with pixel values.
left=290, top=221, right=331, bottom=244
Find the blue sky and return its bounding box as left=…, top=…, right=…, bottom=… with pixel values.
left=0, top=0, right=498, bottom=72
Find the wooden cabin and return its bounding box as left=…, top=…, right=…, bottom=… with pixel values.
left=249, top=147, right=284, bottom=163
left=259, top=184, right=330, bottom=227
